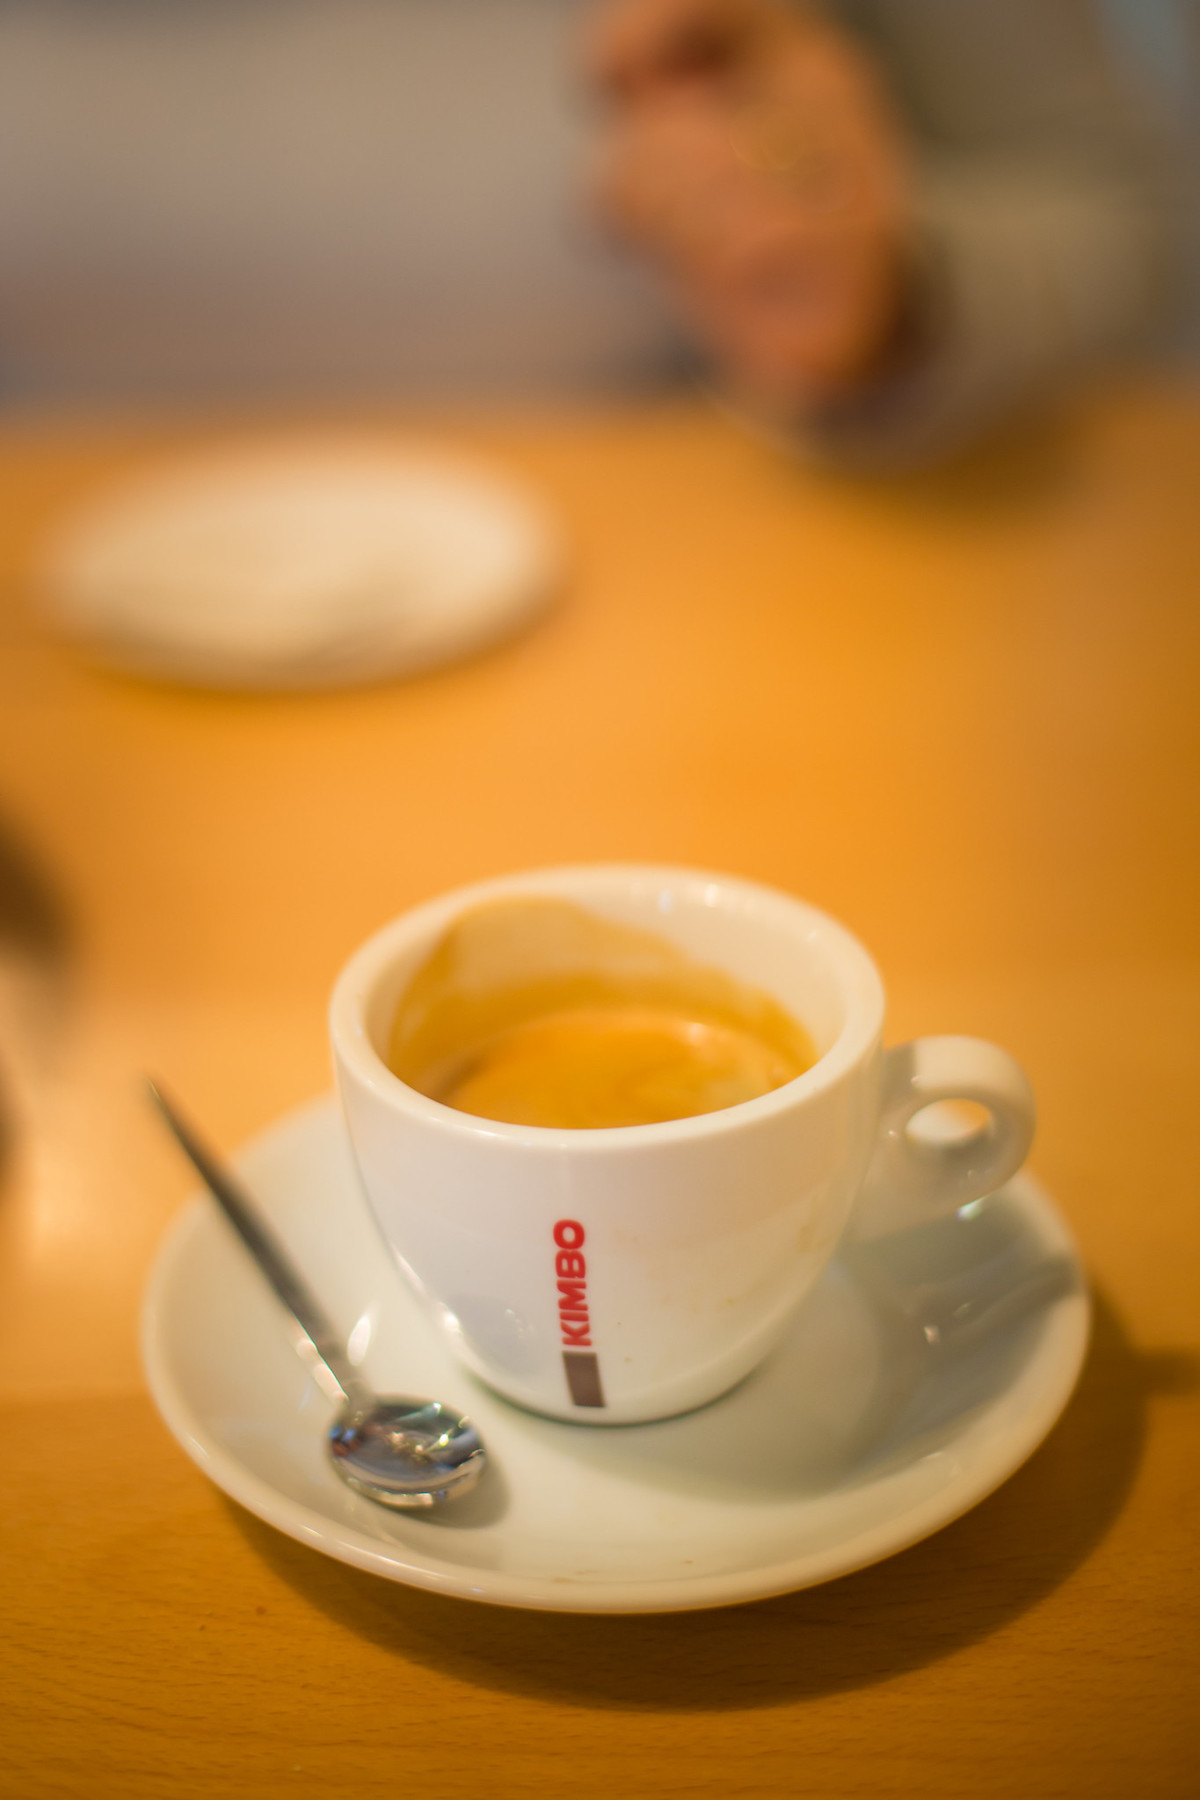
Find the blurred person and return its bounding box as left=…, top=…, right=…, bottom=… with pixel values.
left=0, top=0, right=1191, bottom=461
left=585, top=0, right=1191, bottom=461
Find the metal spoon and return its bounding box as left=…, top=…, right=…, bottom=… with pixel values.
left=148, top=1081, right=486, bottom=1509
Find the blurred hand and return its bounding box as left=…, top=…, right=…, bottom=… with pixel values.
left=584, top=0, right=913, bottom=407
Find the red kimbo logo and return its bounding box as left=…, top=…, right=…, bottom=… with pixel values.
left=553, top=1219, right=605, bottom=1408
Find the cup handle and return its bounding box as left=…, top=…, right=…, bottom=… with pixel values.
left=849, top=1036, right=1035, bottom=1242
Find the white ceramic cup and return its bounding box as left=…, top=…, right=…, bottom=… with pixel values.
left=331, top=866, right=1034, bottom=1424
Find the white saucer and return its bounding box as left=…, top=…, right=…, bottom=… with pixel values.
left=142, top=1097, right=1089, bottom=1614
left=38, top=437, right=561, bottom=689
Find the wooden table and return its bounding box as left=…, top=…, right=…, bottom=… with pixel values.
left=1, top=387, right=1196, bottom=1799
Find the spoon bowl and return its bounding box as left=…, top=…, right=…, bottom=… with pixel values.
left=329, top=1397, right=486, bottom=1508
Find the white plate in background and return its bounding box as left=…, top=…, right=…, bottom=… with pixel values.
left=39, top=437, right=562, bottom=688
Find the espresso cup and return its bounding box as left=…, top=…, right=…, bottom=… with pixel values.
left=330, top=866, right=1034, bottom=1424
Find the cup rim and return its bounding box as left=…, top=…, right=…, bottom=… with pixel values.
left=329, top=864, right=885, bottom=1150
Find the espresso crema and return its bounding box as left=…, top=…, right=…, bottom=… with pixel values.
left=387, top=897, right=815, bottom=1129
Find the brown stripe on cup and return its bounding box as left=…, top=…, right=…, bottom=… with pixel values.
left=563, top=1351, right=605, bottom=1408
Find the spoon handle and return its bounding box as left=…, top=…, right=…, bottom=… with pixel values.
left=147, top=1080, right=368, bottom=1407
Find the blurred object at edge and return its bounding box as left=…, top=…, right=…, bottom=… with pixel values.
left=0, top=813, right=73, bottom=1191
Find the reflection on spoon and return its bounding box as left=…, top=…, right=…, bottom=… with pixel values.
left=147, top=1080, right=486, bottom=1509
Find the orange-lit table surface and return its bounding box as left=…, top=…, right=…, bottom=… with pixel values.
left=1, top=388, right=1197, bottom=1799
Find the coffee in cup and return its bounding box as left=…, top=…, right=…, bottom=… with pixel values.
left=385, top=897, right=817, bottom=1128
